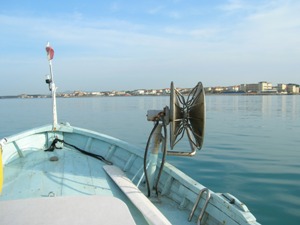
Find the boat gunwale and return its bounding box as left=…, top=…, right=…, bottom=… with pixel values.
left=0, top=123, right=259, bottom=225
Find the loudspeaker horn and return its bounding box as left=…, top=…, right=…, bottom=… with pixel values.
left=169, top=82, right=205, bottom=155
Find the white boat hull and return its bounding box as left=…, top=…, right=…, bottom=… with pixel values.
left=0, top=123, right=259, bottom=225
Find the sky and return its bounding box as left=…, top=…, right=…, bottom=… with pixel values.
left=1, top=0, right=300, bottom=95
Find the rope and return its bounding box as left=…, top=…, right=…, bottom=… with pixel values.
left=143, top=110, right=168, bottom=197
left=154, top=116, right=167, bottom=196
left=143, top=120, right=159, bottom=197
left=45, top=138, right=113, bottom=165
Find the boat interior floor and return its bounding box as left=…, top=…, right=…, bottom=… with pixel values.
left=0, top=195, right=137, bottom=225
left=1, top=147, right=113, bottom=200
left=1, top=147, right=151, bottom=224
left=1, top=146, right=191, bottom=225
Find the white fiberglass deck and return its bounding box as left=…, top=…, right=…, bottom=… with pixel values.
left=1, top=147, right=113, bottom=200
left=0, top=196, right=136, bottom=225
left=0, top=146, right=149, bottom=224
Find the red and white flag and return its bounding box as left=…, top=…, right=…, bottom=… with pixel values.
left=46, top=43, right=54, bottom=60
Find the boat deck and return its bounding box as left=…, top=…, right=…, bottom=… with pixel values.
left=1, top=147, right=112, bottom=199
left=1, top=146, right=149, bottom=224
left=0, top=196, right=137, bottom=225
left=1, top=145, right=194, bottom=225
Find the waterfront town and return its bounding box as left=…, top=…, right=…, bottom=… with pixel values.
left=1, top=81, right=299, bottom=99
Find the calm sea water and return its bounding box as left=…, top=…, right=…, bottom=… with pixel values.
left=0, top=95, right=299, bottom=225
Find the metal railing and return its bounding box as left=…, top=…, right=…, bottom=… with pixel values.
left=189, top=188, right=211, bottom=225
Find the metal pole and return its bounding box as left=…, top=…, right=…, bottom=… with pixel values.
left=46, top=43, right=58, bottom=130
left=49, top=61, right=58, bottom=130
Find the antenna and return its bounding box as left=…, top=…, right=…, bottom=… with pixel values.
left=45, top=42, right=58, bottom=131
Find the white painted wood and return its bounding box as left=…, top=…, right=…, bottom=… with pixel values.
left=0, top=196, right=136, bottom=225
left=103, top=165, right=172, bottom=225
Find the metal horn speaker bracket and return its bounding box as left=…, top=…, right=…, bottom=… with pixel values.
left=144, top=82, right=206, bottom=197
left=168, top=82, right=205, bottom=156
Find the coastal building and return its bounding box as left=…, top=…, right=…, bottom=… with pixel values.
left=132, top=89, right=145, bottom=95
left=146, top=89, right=157, bottom=95
left=91, top=92, right=104, bottom=96
left=287, top=84, right=300, bottom=94
left=258, top=81, right=278, bottom=94
left=277, top=84, right=287, bottom=93
left=73, top=91, right=87, bottom=97
left=115, top=91, right=126, bottom=96
left=228, top=86, right=240, bottom=92
left=258, top=81, right=273, bottom=93
left=240, top=83, right=259, bottom=93
left=212, top=87, right=224, bottom=93
left=163, top=88, right=170, bottom=94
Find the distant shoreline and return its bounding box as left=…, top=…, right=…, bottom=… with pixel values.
left=2, top=81, right=299, bottom=98
left=1, top=92, right=299, bottom=100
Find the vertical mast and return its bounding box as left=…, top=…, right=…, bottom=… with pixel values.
left=45, top=42, right=58, bottom=130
